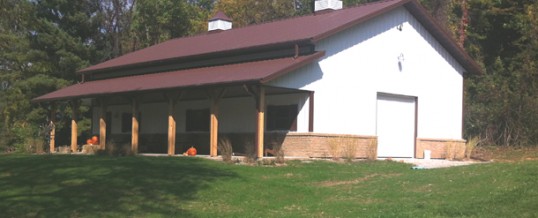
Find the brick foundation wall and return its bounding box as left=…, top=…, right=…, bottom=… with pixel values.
left=416, top=138, right=466, bottom=159
left=274, top=133, right=377, bottom=158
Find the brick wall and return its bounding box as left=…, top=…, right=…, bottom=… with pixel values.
left=272, top=133, right=377, bottom=158
left=416, top=138, right=466, bottom=159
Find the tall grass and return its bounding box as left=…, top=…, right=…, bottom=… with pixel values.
left=242, top=137, right=257, bottom=163
left=466, top=136, right=480, bottom=159
left=341, top=140, right=358, bottom=162
left=327, top=137, right=341, bottom=160
left=218, top=136, right=233, bottom=163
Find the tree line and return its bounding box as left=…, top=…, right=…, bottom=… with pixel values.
left=0, top=0, right=536, bottom=152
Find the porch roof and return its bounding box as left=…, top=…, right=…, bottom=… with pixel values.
left=32, top=52, right=324, bottom=102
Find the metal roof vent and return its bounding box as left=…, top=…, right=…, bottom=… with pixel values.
left=314, top=0, right=343, bottom=12
left=208, top=11, right=232, bottom=32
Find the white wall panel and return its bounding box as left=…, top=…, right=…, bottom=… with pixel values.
left=268, top=7, right=464, bottom=140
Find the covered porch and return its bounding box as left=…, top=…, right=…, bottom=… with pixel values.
left=88, top=84, right=313, bottom=157
left=33, top=53, right=323, bottom=158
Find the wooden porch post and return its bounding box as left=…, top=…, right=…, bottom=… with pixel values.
left=167, top=97, right=177, bottom=156
left=256, top=86, right=266, bottom=159
left=210, top=98, right=219, bottom=157
left=99, top=99, right=107, bottom=150
left=131, top=98, right=139, bottom=154
left=70, top=100, right=79, bottom=152
left=49, top=102, right=56, bottom=153
left=208, top=89, right=226, bottom=157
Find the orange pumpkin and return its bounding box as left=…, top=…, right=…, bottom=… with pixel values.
left=91, top=136, right=99, bottom=145
left=186, top=147, right=197, bottom=156
left=86, top=139, right=93, bottom=145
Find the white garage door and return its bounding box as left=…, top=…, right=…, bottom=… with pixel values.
left=376, top=94, right=416, bottom=158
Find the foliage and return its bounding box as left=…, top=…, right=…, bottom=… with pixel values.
left=0, top=0, right=98, bottom=151
left=327, top=137, right=341, bottom=160
left=342, top=140, right=358, bottom=162
left=463, top=0, right=538, bottom=146
left=1, top=0, right=537, bottom=152
left=465, top=136, right=480, bottom=159
left=213, top=0, right=311, bottom=28
left=96, top=140, right=132, bottom=157
left=243, top=140, right=257, bottom=164
left=271, top=141, right=285, bottom=164
left=1, top=155, right=537, bottom=217
left=98, top=0, right=137, bottom=58
left=131, top=0, right=192, bottom=49
left=217, top=136, right=233, bottom=163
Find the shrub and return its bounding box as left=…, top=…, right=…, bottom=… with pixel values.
left=24, top=137, right=44, bottom=154
left=82, top=144, right=98, bottom=154
left=466, top=136, right=480, bottom=159
left=0, top=130, right=16, bottom=153
left=218, top=136, right=233, bottom=163
left=58, top=146, right=71, bottom=154
left=264, top=140, right=285, bottom=164
left=258, top=158, right=275, bottom=166
left=243, top=138, right=257, bottom=164
left=342, top=140, right=358, bottom=162
left=327, top=137, right=341, bottom=160
left=10, top=123, right=36, bottom=153
left=272, top=142, right=285, bottom=164
left=96, top=140, right=132, bottom=157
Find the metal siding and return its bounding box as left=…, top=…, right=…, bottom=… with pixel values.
left=269, top=7, right=464, bottom=140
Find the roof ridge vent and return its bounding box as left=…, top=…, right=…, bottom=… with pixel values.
left=208, top=11, right=232, bottom=32
left=315, top=0, right=343, bottom=12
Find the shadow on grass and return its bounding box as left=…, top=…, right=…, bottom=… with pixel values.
left=0, top=154, right=237, bottom=217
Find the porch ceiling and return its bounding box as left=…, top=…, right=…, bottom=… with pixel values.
left=33, top=52, right=324, bottom=103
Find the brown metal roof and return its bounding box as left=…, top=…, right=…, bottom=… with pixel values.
left=79, top=0, right=411, bottom=74
left=35, top=0, right=482, bottom=103
left=33, top=52, right=324, bottom=102
left=210, top=11, right=232, bottom=22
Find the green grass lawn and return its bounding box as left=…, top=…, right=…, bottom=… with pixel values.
left=0, top=154, right=537, bottom=217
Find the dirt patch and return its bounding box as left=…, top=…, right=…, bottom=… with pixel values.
left=314, top=173, right=401, bottom=187
left=472, top=146, right=538, bottom=162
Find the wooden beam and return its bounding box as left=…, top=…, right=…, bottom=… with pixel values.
left=167, top=97, right=176, bottom=156
left=99, top=99, right=107, bottom=150
left=131, top=98, right=139, bottom=154
left=210, top=98, right=218, bottom=157
left=164, top=91, right=184, bottom=156
left=256, top=86, right=266, bottom=159
left=49, top=103, right=56, bottom=153
left=208, top=88, right=226, bottom=157
left=70, top=101, right=79, bottom=153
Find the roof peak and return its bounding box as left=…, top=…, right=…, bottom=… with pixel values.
left=210, top=11, right=232, bottom=22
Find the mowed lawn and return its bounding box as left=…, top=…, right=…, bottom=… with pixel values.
left=0, top=154, right=537, bottom=217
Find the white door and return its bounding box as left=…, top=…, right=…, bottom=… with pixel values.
left=376, top=94, right=416, bottom=158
